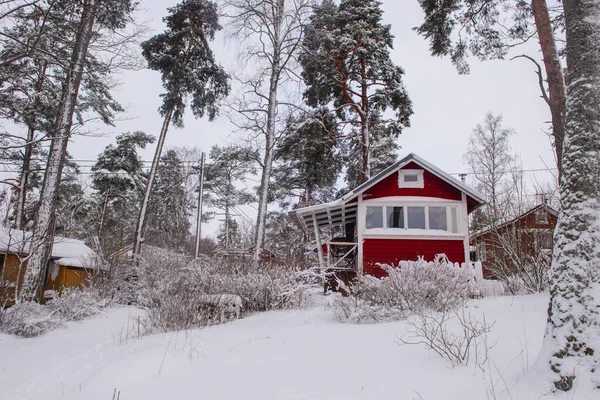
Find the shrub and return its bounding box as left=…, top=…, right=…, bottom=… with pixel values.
left=0, top=302, right=62, bottom=337
left=134, top=250, right=311, bottom=333
left=331, top=259, right=479, bottom=323
left=47, top=288, right=105, bottom=321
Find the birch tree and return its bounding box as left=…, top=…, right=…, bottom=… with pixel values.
left=223, top=0, right=311, bottom=261
left=133, top=0, right=229, bottom=258
left=20, top=0, right=136, bottom=302
left=539, top=0, right=600, bottom=391
left=299, top=0, right=412, bottom=183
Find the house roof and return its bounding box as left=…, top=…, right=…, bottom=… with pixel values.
left=471, top=203, right=559, bottom=239
left=0, top=227, right=98, bottom=269
left=290, top=153, right=485, bottom=230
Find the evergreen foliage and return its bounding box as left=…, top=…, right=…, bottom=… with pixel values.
left=299, top=0, right=412, bottom=182
left=91, top=131, right=155, bottom=253
left=272, top=110, right=341, bottom=207
left=145, top=150, right=191, bottom=251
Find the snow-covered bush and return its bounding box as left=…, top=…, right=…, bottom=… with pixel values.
left=0, top=302, right=62, bottom=337
left=135, top=250, right=311, bottom=333
left=331, top=259, right=479, bottom=323
left=47, top=288, right=105, bottom=321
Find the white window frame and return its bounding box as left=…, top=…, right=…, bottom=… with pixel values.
left=363, top=203, right=461, bottom=233
left=398, top=169, right=424, bottom=188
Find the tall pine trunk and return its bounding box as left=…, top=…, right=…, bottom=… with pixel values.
left=133, top=108, right=174, bottom=257
left=20, top=0, right=99, bottom=302
left=542, top=0, right=600, bottom=391
left=531, top=0, right=566, bottom=174
left=253, top=0, right=284, bottom=262
left=15, top=61, right=48, bottom=230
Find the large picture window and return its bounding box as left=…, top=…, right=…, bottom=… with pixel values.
left=364, top=204, right=460, bottom=233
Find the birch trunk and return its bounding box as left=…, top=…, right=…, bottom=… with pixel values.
left=541, top=0, right=600, bottom=391
left=252, top=0, right=284, bottom=262
left=132, top=108, right=174, bottom=258
left=20, top=0, right=99, bottom=302
left=531, top=0, right=566, bottom=174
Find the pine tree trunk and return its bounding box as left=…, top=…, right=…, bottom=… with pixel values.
left=15, top=61, right=48, bottom=230
left=542, top=0, right=600, bottom=391
left=360, top=59, right=370, bottom=182
left=20, top=0, right=99, bottom=303
left=253, top=0, right=284, bottom=262
left=14, top=125, right=34, bottom=230
left=133, top=108, right=173, bottom=258
left=531, top=0, right=566, bottom=174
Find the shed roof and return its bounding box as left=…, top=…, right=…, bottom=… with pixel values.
left=290, top=153, right=485, bottom=230
left=0, top=227, right=98, bottom=269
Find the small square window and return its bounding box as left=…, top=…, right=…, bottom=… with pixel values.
left=398, top=169, right=424, bottom=188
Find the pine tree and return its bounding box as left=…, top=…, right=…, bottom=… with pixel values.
left=91, top=131, right=155, bottom=254
left=204, top=145, right=256, bottom=250
left=145, top=150, right=191, bottom=251
left=18, top=0, right=136, bottom=302
left=272, top=110, right=342, bottom=207
left=538, top=0, right=600, bottom=391
left=416, top=0, right=566, bottom=172
left=299, top=0, right=412, bottom=183
left=133, top=0, right=229, bottom=258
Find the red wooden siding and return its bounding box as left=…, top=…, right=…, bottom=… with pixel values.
left=363, top=238, right=466, bottom=277
left=364, top=162, right=462, bottom=201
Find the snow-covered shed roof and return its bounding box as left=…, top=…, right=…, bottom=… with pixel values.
left=290, top=153, right=485, bottom=230
left=0, top=227, right=98, bottom=269
left=471, top=203, right=559, bottom=239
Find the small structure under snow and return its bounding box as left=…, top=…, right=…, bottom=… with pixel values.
left=0, top=227, right=99, bottom=304
left=290, top=153, right=485, bottom=278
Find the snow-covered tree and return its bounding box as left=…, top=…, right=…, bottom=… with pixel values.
left=464, top=113, right=517, bottom=225
left=145, top=150, right=191, bottom=251
left=538, top=0, right=600, bottom=392
left=0, top=1, right=125, bottom=230
left=91, top=131, right=155, bottom=254
left=223, top=0, right=312, bottom=262
left=20, top=0, right=137, bottom=302
left=343, top=111, right=401, bottom=188
left=204, top=145, right=256, bottom=250
left=299, top=0, right=412, bottom=183
left=133, top=0, right=229, bottom=258
left=272, top=110, right=342, bottom=208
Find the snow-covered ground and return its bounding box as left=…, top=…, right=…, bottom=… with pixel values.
left=0, top=293, right=590, bottom=400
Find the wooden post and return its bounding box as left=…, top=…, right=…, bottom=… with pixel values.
left=194, top=152, right=206, bottom=259
left=312, top=215, right=324, bottom=268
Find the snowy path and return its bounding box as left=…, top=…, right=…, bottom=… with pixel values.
left=0, top=295, right=550, bottom=400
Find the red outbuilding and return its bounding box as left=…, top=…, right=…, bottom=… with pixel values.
left=290, top=153, right=485, bottom=278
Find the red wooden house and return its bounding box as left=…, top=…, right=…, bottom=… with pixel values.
left=290, top=153, right=485, bottom=278
left=470, top=203, right=558, bottom=279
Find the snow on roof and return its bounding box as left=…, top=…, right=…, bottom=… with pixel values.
left=0, top=227, right=99, bottom=269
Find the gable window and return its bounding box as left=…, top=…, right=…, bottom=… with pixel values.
left=407, top=207, right=426, bottom=229
left=398, top=169, right=424, bottom=188
left=366, top=206, right=383, bottom=228
left=535, top=210, right=548, bottom=224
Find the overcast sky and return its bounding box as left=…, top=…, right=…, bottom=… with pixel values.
left=66, top=0, right=556, bottom=235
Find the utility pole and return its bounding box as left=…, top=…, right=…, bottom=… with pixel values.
left=194, top=152, right=206, bottom=258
